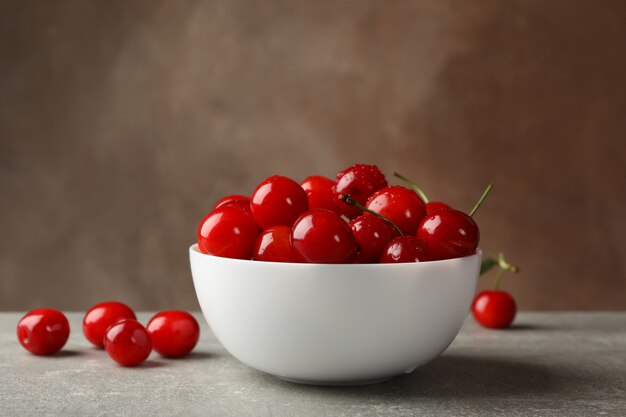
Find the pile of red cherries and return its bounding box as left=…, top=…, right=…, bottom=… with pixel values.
left=16, top=302, right=199, bottom=366
left=198, top=164, right=487, bottom=264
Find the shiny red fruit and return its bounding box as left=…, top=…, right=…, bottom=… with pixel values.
left=301, top=176, right=337, bottom=212
left=147, top=311, right=200, bottom=358
left=291, top=209, right=358, bottom=263
left=417, top=209, right=480, bottom=260
left=214, top=194, right=252, bottom=214
left=379, top=236, right=430, bottom=263
left=349, top=215, right=397, bottom=263
left=472, top=291, right=517, bottom=329
left=104, top=319, right=152, bottom=366
left=17, top=309, right=69, bottom=356
left=252, top=225, right=295, bottom=262
left=251, top=175, right=309, bottom=229
left=425, top=201, right=451, bottom=215
left=333, top=164, right=388, bottom=219
left=197, top=206, right=259, bottom=259
left=366, top=186, right=426, bottom=235
left=83, top=301, right=136, bottom=348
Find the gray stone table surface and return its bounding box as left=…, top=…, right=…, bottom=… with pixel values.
left=1, top=312, right=625, bottom=417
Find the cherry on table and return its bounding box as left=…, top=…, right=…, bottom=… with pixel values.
left=365, top=186, right=426, bottom=235
left=472, top=291, right=517, bottom=329
left=291, top=209, right=358, bottom=264
left=250, top=175, right=309, bottom=229
left=472, top=252, right=519, bottom=329
left=333, top=164, right=388, bottom=219
left=83, top=301, right=136, bottom=348
left=252, top=225, right=295, bottom=262
left=301, top=176, right=337, bottom=212
left=379, top=236, right=430, bottom=263
left=147, top=311, right=200, bottom=358
left=17, top=308, right=70, bottom=356
left=350, top=215, right=398, bottom=263
left=198, top=205, right=259, bottom=259
left=104, top=319, right=152, bottom=366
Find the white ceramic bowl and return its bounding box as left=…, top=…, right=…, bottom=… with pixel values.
left=190, top=244, right=480, bottom=386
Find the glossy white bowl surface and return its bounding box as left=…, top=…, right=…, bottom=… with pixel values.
left=190, top=244, right=480, bottom=385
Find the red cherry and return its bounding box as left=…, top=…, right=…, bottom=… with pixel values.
left=417, top=209, right=479, bottom=260
left=472, top=291, right=517, bottom=329
left=104, top=319, right=152, bottom=366
left=147, top=311, right=199, bottom=358
left=380, top=236, right=430, bottom=263
left=333, top=164, right=388, bottom=219
left=349, top=215, right=397, bottom=263
left=83, top=301, right=136, bottom=348
left=301, top=176, right=337, bottom=212
left=251, top=175, right=309, bottom=229
left=365, top=186, right=426, bottom=235
left=17, top=309, right=69, bottom=355
left=214, top=194, right=252, bottom=214
left=252, top=225, right=295, bottom=262
left=425, top=201, right=451, bottom=215
left=291, top=209, right=358, bottom=263
left=197, top=206, right=259, bottom=259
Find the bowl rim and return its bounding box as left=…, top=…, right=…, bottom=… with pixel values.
left=189, top=244, right=481, bottom=268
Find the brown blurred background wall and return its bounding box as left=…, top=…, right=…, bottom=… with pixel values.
left=1, top=0, right=625, bottom=311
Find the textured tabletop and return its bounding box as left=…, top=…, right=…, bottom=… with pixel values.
left=1, top=312, right=625, bottom=417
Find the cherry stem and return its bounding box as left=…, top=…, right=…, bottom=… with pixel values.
left=340, top=194, right=404, bottom=236
left=493, top=268, right=505, bottom=291
left=469, top=183, right=493, bottom=217
left=493, top=252, right=519, bottom=291
left=393, top=172, right=429, bottom=203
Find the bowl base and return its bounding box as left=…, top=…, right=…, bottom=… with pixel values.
left=276, top=375, right=395, bottom=386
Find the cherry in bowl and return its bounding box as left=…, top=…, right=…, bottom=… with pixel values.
left=366, top=186, right=426, bottom=236
left=198, top=206, right=259, bottom=259
left=252, top=225, right=295, bottom=263
left=250, top=175, right=309, bottom=229
left=417, top=209, right=480, bottom=261
left=291, top=209, right=358, bottom=264
left=301, top=176, right=337, bottom=212
left=333, top=164, right=388, bottom=219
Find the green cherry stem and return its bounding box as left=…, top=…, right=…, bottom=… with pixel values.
left=340, top=194, right=404, bottom=236
left=469, top=183, right=493, bottom=217
left=493, top=268, right=505, bottom=291
left=492, top=252, right=519, bottom=291
left=393, top=172, right=429, bottom=203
